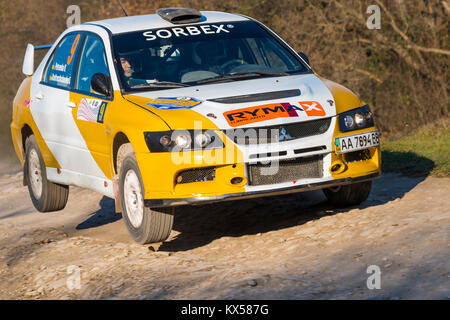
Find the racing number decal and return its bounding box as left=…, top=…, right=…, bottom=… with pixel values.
left=67, top=34, right=81, bottom=66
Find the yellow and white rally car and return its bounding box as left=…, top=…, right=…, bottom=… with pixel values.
left=11, top=8, right=381, bottom=244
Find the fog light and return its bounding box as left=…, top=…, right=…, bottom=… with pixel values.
left=329, top=160, right=346, bottom=174
left=331, top=164, right=341, bottom=172
left=231, top=177, right=243, bottom=185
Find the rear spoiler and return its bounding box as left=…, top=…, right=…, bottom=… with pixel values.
left=22, top=43, right=52, bottom=76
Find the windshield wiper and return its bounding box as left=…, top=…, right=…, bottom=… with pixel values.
left=131, top=81, right=190, bottom=89
left=231, top=71, right=290, bottom=77
left=196, top=71, right=289, bottom=85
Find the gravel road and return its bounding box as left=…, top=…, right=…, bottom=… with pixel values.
left=0, top=171, right=448, bottom=299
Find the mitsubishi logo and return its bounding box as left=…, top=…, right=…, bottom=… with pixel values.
left=279, top=127, right=292, bottom=141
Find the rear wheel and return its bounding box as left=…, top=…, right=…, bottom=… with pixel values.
left=323, top=181, right=372, bottom=207
left=119, top=149, right=173, bottom=244
left=24, top=135, right=69, bottom=212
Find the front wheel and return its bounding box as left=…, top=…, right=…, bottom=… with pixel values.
left=323, top=181, right=372, bottom=207
left=119, top=153, right=174, bottom=244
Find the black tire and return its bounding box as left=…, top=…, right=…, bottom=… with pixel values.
left=323, top=181, right=372, bottom=207
left=119, top=152, right=174, bottom=244
left=24, top=135, right=69, bottom=212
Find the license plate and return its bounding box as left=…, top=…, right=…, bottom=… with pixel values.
left=335, top=130, right=379, bottom=154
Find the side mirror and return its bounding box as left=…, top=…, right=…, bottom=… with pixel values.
left=23, top=44, right=35, bottom=76
left=91, top=73, right=112, bottom=97
left=298, top=52, right=310, bottom=66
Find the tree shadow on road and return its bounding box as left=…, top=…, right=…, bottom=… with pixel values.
left=202, top=240, right=449, bottom=300
left=72, top=152, right=434, bottom=251
left=158, top=175, right=426, bottom=252
left=158, top=151, right=434, bottom=252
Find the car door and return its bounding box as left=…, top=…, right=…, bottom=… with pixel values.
left=30, top=32, right=109, bottom=182
left=70, top=33, right=112, bottom=178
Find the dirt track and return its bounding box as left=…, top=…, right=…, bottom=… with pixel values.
left=0, top=171, right=448, bottom=299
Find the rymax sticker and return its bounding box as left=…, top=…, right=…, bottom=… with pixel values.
left=223, top=103, right=305, bottom=127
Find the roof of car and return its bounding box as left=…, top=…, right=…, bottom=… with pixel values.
left=87, top=11, right=249, bottom=34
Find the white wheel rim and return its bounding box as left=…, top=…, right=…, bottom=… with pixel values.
left=28, top=149, right=43, bottom=199
left=124, top=169, right=144, bottom=228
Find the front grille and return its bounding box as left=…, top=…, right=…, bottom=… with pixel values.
left=345, top=149, right=372, bottom=162
left=176, top=167, right=216, bottom=184
left=208, top=89, right=301, bottom=104
left=248, top=155, right=323, bottom=186
left=224, top=118, right=331, bottom=145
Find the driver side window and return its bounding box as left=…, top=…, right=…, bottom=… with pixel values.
left=75, top=35, right=110, bottom=96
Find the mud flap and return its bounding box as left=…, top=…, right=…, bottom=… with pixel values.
left=113, top=175, right=122, bottom=213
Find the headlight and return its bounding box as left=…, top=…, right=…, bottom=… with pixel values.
left=344, top=115, right=355, bottom=129
left=354, top=112, right=365, bottom=127
left=194, top=132, right=213, bottom=148
left=174, top=132, right=191, bottom=149
left=159, top=135, right=171, bottom=147
left=144, top=130, right=223, bottom=152
left=338, top=105, right=374, bottom=132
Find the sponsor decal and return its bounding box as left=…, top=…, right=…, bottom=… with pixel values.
left=77, top=98, right=108, bottom=123
left=22, top=99, right=31, bottom=108
left=49, top=74, right=71, bottom=85
left=53, top=62, right=67, bottom=72
left=143, top=24, right=232, bottom=41
left=207, top=113, right=217, bottom=119
left=97, top=101, right=108, bottom=123
left=299, top=101, right=326, bottom=117
left=328, top=99, right=334, bottom=106
left=223, top=103, right=304, bottom=127
left=146, top=97, right=202, bottom=110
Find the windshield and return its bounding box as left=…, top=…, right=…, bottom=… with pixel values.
left=112, top=20, right=310, bottom=91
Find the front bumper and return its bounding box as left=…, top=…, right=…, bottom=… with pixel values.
left=136, top=123, right=381, bottom=207
left=145, top=171, right=381, bottom=208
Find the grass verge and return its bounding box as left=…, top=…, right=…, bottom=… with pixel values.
left=381, top=121, right=449, bottom=177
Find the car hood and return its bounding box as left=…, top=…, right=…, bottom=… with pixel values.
left=123, top=73, right=336, bottom=130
